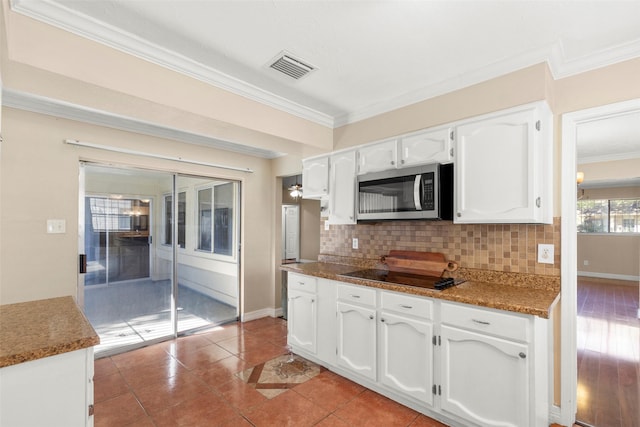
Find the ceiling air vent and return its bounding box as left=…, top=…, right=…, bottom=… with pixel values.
left=268, top=52, right=316, bottom=80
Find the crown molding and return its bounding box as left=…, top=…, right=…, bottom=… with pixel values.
left=578, top=150, right=640, bottom=165
left=10, top=0, right=335, bottom=128
left=2, top=88, right=286, bottom=159
left=10, top=0, right=640, bottom=129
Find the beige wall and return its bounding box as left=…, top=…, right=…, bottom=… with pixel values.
left=0, top=108, right=276, bottom=316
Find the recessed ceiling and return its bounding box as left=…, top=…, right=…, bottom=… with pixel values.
left=11, top=0, right=640, bottom=128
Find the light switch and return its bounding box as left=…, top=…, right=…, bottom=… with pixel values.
left=47, top=219, right=66, bottom=234
left=352, top=238, right=359, bottom=249
left=537, top=244, right=554, bottom=264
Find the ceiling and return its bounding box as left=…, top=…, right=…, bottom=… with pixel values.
left=8, top=0, right=640, bottom=162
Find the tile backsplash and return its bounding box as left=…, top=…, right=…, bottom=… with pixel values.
left=320, top=218, right=560, bottom=276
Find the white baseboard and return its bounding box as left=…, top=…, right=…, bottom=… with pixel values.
left=241, top=307, right=284, bottom=322
left=577, top=271, right=640, bottom=282
left=548, top=405, right=562, bottom=425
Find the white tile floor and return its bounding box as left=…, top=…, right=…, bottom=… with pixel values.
left=85, top=279, right=238, bottom=355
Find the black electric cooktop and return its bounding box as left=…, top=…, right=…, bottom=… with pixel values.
left=338, top=269, right=465, bottom=291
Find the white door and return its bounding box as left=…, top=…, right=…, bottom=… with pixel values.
left=399, top=127, right=453, bottom=167
left=440, top=325, right=530, bottom=427
left=455, top=104, right=548, bottom=223
left=288, top=289, right=317, bottom=353
left=302, top=156, right=329, bottom=198
left=282, top=205, right=299, bottom=261
left=357, top=139, right=397, bottom=174
left=379, top=311, right=434, bottom=405
left=336, top=301, right=377, bottom=380
left=329, top=150, right=357, bottom=224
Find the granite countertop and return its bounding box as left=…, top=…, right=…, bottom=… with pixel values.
left=281, top=260, right=560, bottom=319
left=0, top=296, right=100, bottom=368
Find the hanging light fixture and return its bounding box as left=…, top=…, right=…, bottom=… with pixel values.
left=576, top=171, right=585, bottom=184
left=288, top=183, right=303, bottom=199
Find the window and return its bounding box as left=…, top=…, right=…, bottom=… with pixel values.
left=164, top=192, right=186, bottom=247
left=88, top=197, right=149, bottom=232
left=577, top=198, right=640, bottom=233
left=197, top=182, right=235, bottom=255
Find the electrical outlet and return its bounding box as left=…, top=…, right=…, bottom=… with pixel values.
left=352, top=238, right=359, bottom=249
left=324, top=221, right=330, bottom=231
left=537, top=244, right=554, bottom=264
left=583, top=260, right=589, bottom=266
left=46, top=219, right=66, bottom=234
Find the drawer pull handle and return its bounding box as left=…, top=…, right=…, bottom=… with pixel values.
left=350, top=294, right=361, bottom=299
left=519, top=352, right=526, bottom=359
left=289, top=296, right=300, bottom=301
left=381, top=318, right=386, bottom=322
left=399, top=304, right=413, bottom=309
left=298, top=282, right=305, bottom=285
left=472, top=319, right=490, bottom=325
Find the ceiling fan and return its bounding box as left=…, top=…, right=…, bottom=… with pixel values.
left=288, top=183, right=303, bottom=199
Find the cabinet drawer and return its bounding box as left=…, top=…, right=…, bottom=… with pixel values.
left=337, top=283, right=376, bottom=306
left=381, top=291, right=432, bottom=319
left=288, top=273, right=317, bottom=293
left=441, top=302, right=529, bottom=342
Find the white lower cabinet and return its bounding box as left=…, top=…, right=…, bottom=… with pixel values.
left=379, top=310, right=433, bottom=405
left=287, top=273, right=318, bottom=354
left=0, top=348, right=95, bottom=427
left=440, top=325, right=529, bottom=426
left=336, top=301, right=377, bottom=381
left=288, top=288, right=317, bottom=354
left=286, top=275, right=549, bottom=427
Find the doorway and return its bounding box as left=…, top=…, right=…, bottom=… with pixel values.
left=560, top=99, right=640, bottom=426
left=79, top=163, right=240, bottom=356
left=282, top=204, right=300, bottom=262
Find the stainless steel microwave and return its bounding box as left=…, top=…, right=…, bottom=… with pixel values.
left=356, top=163, right=453, bottom=221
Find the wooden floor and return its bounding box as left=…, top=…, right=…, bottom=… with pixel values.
left=576, top=277, right=640, bottom=427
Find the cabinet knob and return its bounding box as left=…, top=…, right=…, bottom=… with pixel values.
left=369, top=315, right=374, bottom=320
left=519, top=352, right=527, bottom=359
left=457, top=212, right=461, bottom=218
left=381, top=318, right=385, bottom=322
left=390, top=160, right=395, bottom=165
left=400, top=160, right=405, bottom=164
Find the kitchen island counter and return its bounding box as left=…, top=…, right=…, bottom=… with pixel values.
left=0, top=296, right=99, bottom=368
left=281, top=260, right=559, bottom=319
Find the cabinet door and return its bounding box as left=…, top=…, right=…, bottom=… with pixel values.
left=302, top=156, right=329, bottom=199
left=329, top=150, right=356, bottom=224
left=379, top=311, right=433, bottom=405
left=440, top=325, right=530, bottom=427
left=288, top=289, right=317, bottom=354
left=336, top=301, right=377, bottom=380
left=357, top=140, right=397, bottom=174
left=399, top=127, right=453, bottom=167
left=455, top=103, right=551, bottom=224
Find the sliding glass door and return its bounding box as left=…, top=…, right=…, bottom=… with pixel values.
left=79, top=163, right=240, bottom=356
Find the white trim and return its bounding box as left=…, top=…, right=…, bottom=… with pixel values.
left=560, top=97, right=640, bottom=426
left=577, top=271, right=640, bottom=282
left=9, top=0, right=334, bottom=128
left=2, top=89, right=285, bottom=159
left=64, top=139, right=254, bottom=173
left=241, top=307, right=282, bottom=322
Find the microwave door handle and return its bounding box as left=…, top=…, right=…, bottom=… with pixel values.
left=414, top=175, right=422, bottom=210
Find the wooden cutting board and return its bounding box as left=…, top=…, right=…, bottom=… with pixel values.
left=381, top=250, right=458, bottom=277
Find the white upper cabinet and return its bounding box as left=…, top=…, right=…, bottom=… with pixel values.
left=328, top=150, right=357, bottom=224
left=357, top=128, right=453, bottom=175
left=302, top=156, right=329, bottom=199
left=454, top=101, right=553, bottom=224
left=357, top=139, right=397, bottom=174
left=398, top=127, right=453, bottom=167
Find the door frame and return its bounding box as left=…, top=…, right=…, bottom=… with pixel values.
left=559, top=98, right=640, bottom=425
